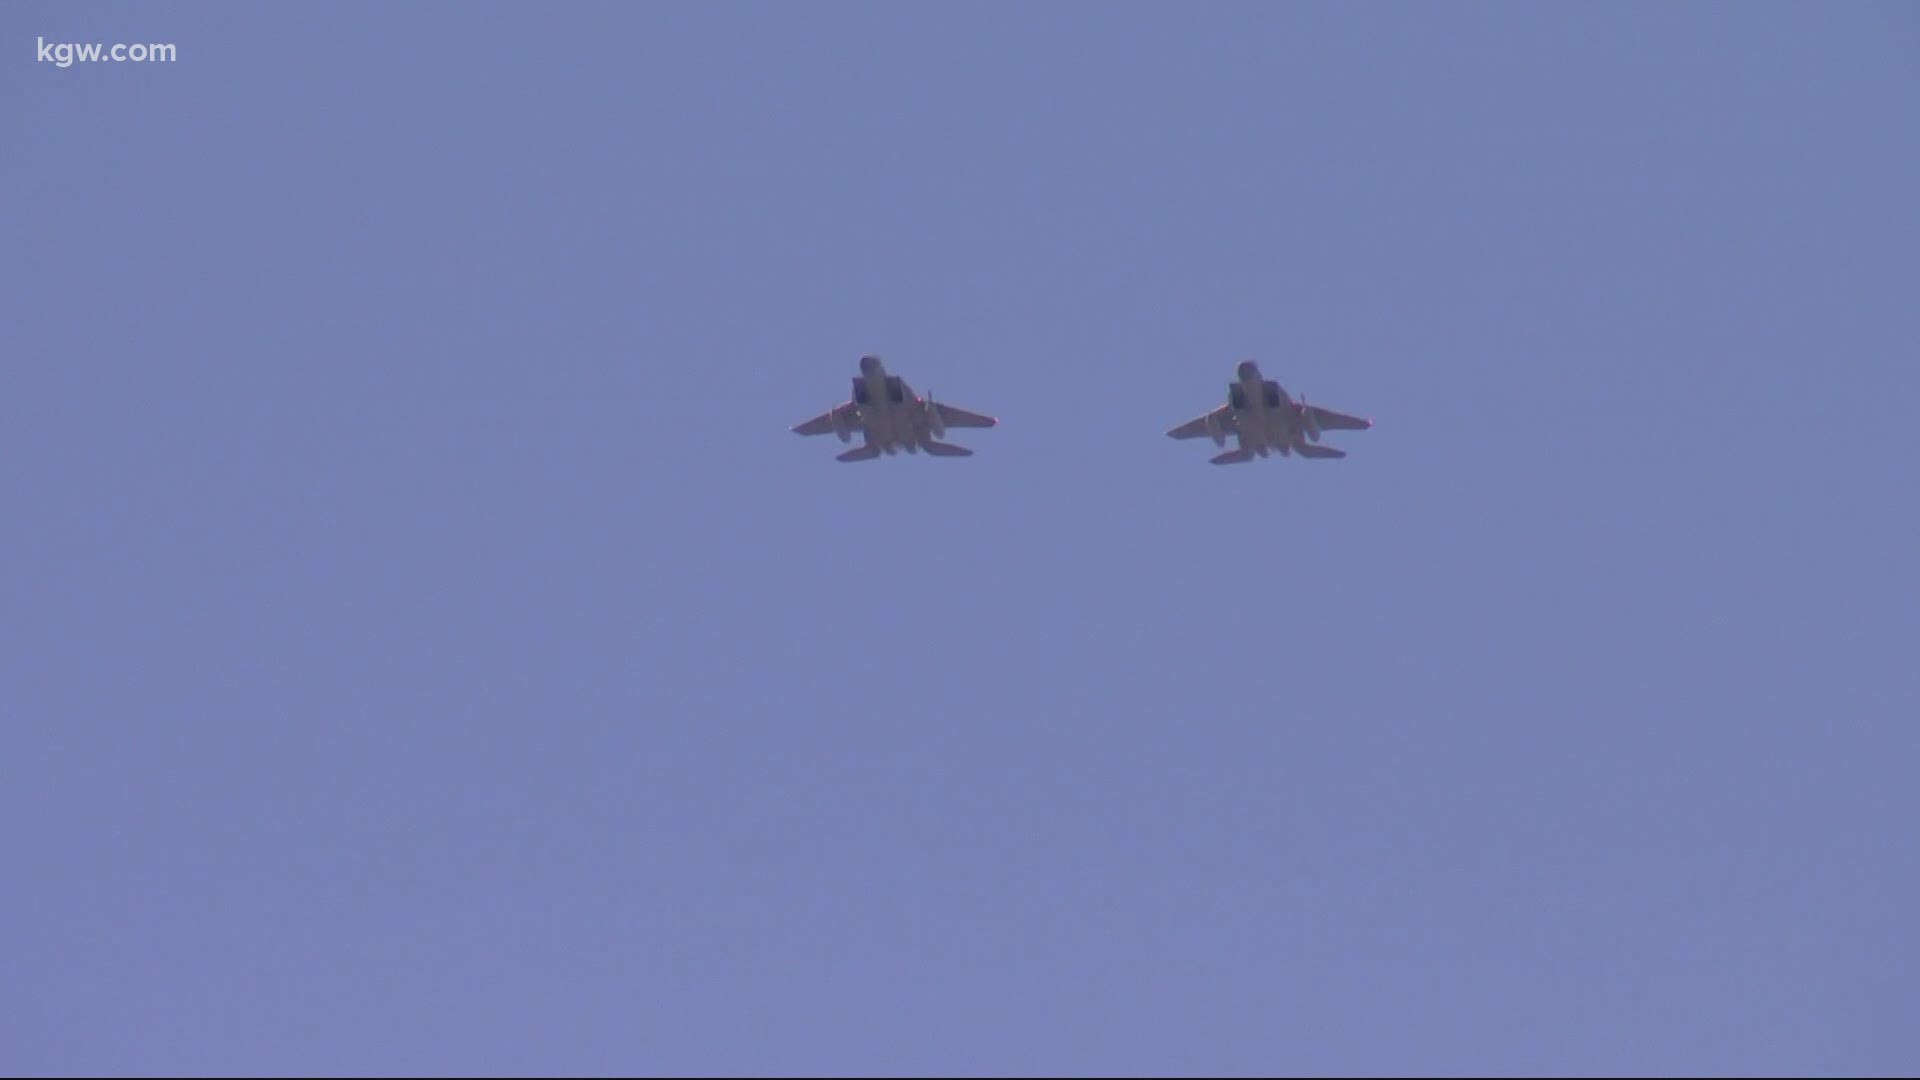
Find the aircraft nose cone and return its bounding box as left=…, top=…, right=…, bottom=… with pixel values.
left=1237, top=361, right=1260, bottom=380
left=859, top=355, right=882, bottom=373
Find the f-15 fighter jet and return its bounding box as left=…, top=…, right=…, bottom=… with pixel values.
left=1167, top=361, right=1372, bottom=465
left=793, top=355, right=998, bottom=462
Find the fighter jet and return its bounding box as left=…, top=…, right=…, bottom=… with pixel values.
left=1167, top=361, right=1372, bottom=465
left=792, top=355, right=998, bottom=462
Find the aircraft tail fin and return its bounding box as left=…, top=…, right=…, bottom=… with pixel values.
left=920, top=441, right=974, bottom=457
left=1210, top=448, right=1256, bottom=465
left=836, top=444, right=883, bottom=463
left=1294, top=443, right=1347, bottom=460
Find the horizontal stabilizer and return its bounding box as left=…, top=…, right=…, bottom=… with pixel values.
left=836, top=445, right=883, bottom=463
left=1210, top=448, right=1255, bottom=465
left=920, top=441, right=974, bottom=457
left=1294, top=443, right=1347, bottom=459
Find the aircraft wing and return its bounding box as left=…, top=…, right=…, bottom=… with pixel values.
left=792, top=403, right=858, bottom=437
left=1305, top=405, right=1372, bottom=432
left=1167, top=406, right=1236, bottom=440
left=933, top=402, right=997, bottom=429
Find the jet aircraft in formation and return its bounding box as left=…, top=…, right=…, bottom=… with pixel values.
left=1165, top=360, right=1373, bottom=464
left=790, top=355, right=999, bottom=461
left=793, top=356, right=1371, bottom=465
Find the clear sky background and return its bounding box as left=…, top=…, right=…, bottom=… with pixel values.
left=5, top=2, right=1916, bottom=1075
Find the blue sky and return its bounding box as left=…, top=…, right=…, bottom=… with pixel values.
left=5, top=2, right=1916, bottom=1075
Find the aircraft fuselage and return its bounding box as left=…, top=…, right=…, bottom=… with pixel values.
left=1224, top=361, right=1317, bottom=457
left=849, top=356, right=937, bottom=455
